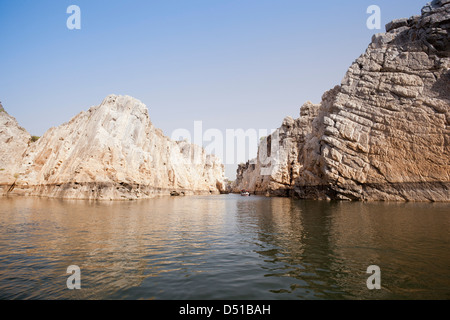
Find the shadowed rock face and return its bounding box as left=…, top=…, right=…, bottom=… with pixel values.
left=0, top=95, right=225, bottom=200
left=232, top=101, right=320, bottom=196
left=234, top=1, right=450, bottom=202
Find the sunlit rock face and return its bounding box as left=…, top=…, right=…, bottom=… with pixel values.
left=1, top=95, right=225, bottom=200
left=232, top=101, right=320, bottom=197
left=234, top=1, right=450, bottom=201
left=0, top=104, right=32, bottom=188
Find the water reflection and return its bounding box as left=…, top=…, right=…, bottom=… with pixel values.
left=327, top=202, right=450, bottom=299
left=0, top=196, right=448, bottom=300
left=242, top=199, right=450, bottom=299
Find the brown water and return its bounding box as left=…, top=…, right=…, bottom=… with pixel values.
left=0, top=195, right=448, bottom=300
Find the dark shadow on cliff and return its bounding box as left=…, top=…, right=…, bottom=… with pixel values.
left=431, top=69, right=450, bottom=100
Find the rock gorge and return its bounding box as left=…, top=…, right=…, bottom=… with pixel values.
left=233, top=0, right=449, bottom=202
left=0, top=95, right=226, bottom=200
left=1, top=1, right=449, bottom=202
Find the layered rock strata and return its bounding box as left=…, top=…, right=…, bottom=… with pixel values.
left=0, top=95, right=225, bottom=200
left=0, top=103, right=32, bottom=188
left=233, top=0, right=450, bottom=201
left=233, top=101, right=320, bottom=196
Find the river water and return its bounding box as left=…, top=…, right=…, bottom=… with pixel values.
left=0, top=195, right=448, bottom=300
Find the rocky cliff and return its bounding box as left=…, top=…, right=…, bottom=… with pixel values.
left=0, top=95, right=225, bottom=200
left=233, top=0, right=450, bottom=201
left=233, top=101, right=320, bottom=196
left=0, top=103, right=32, bottom=187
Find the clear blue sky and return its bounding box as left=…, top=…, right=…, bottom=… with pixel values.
left=0, top=0, right=427, bottom=178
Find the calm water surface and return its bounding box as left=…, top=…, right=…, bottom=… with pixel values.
left=0, top=195, right=448, bottom=300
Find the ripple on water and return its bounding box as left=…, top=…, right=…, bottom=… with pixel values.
left=0, top=196, right=448, bottom=300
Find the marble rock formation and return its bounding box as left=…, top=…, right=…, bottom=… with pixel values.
left=0, top=103, right=31, bottom=188
left=0, top=95, right=225, bottom=200
left=233, top=0, right=450, bottom=201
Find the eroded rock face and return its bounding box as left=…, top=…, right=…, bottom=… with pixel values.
left=1, top=95, right=225, bottom=200
left=234, top=1, right=450, bottom=201
left=232, top=101, right=320, bottom=196
left=0, top=104, right=31, bottom=187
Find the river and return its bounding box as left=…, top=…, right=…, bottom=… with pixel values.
left=0, top=195, right=448, bottom=300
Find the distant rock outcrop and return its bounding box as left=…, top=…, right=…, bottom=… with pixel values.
left=233, top=0, right=450, bottom=201
left=232, top=101, right=320, bottom=196
left=0, top=95, right=225, bottom=200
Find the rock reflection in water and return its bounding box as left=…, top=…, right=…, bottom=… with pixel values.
left=0, top=196, right=448, bottom=300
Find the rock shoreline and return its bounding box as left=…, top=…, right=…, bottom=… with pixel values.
left=0, top=182, right=222, bottom=201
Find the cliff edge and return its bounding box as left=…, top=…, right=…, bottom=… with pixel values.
left=234, top=0, right=450, bottom=201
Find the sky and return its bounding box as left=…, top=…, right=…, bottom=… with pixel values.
left=0, top=0, right=428, bottom=178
